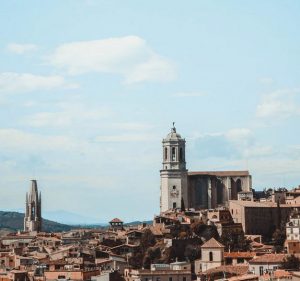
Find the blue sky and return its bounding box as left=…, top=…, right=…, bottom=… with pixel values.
left=1, top=0, right=300, bottom=224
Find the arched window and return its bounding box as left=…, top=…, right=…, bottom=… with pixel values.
left=209, top=251, right=213, bottom=261
left=172, top=147, right=176, bottom=161
left=164, top=147, right=168, bottom=160
left=179, top=147, right=183, bottom=161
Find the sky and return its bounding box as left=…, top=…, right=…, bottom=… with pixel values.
left=0, top=0, right=300, bottom=224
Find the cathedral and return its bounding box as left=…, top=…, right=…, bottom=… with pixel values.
left=160, top=125, right=252, bottom=213
left=24, top=180, right=42, bottom=232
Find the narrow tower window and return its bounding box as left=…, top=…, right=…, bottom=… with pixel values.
left=164, top=147, right=168, bottom=160
left=172, top=147, right=176, bottom=161
left=209, top=251, right=213, bottom=261
left=179, top=147, right=183, bottom=161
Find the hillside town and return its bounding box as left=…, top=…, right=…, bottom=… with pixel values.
left=1, top=127, right=300, bottom=281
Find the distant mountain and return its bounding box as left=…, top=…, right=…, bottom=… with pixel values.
left=124, top=220, right=153, bottom=226
left=43, top=210, right=104, bottom=225
left=0, top=211, right=73, bottom=232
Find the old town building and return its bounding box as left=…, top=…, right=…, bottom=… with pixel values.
left=160, top=125, right=252, bottom=213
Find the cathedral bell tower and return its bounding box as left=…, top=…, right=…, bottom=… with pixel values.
left=160, top=124, right=188, bottom=213
left=24, top=180, right=42, bottom=232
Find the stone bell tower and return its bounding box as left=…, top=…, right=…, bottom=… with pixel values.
left=160, top=124, right=188, bottom=213
left=24, top=180, right=42, bottom=232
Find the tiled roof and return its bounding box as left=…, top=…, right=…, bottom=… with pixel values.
left=201, top=237, right=224, bottom=248
left=224, top=252, right=256, bottom=258
left=249, top=254, right=286, bottom=264
left=110, top=218, right=123, bottom=223
left=188, top=171, right=249, bottom=177
left=228, top=274, right=258, bottom=281
left=139, top=270, right=191, bottom=275
left=200, top=265, right=248, bottom=275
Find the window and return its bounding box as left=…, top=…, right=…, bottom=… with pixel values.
left=172, top=147, right=176, bottom=161
left=179, top=147, right=183, bottom=161
left=173, top=202, right=177, bottom=209
left=173, top=185, right=176, bottom=190
left=156, top=278, right=160, bottom=281
left=169, top=278, right=173, bottom=281
left=165, top=147, right=168, bottom=160
left=209, top=251, right=213, bottom=261
left=259, top=266, right=264, bottom=276
left=183, top=278, right=186, bottom=281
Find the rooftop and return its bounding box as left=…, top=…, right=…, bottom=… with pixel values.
left=109, top=218, right=123, bottom=223
left=249, top=254, right=286, bottom=264
left=188, top=171, right=250, bottom=177
left=201, top=237, right=224, bottom=248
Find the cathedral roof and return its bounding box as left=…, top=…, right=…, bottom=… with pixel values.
left=188, top=171, right=250, bottom=177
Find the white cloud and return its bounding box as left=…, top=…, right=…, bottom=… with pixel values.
left=48, top=36, right=176, bottom=83
left=95, top=133, right=157, bottom=142
left=0, top=129, right=79, bottom=152
left=172, top=91, right=205, bottom=97
left=6, top=43, right=38, bottom=54
left=0, top=72, right=78, bottom=94
left=24, top=103, right=112, bottom=128
left=109, top=122, right=152, bottom=131
left=256, top=88, right=300, bottom=119
left=225, top=128, right=252, bottom=143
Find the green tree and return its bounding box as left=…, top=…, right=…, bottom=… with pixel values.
left=281, top=255, right=300, bottom=270
left=272, top=228, right=286, bottom=252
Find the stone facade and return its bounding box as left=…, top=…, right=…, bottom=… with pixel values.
left=160, top=126, right=252, bottom=213
left=160, top=125, right=188, bottom=213
left=24, top=180, right=42, bottom=232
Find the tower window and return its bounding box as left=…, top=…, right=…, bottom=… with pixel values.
left=164, top=147, right=168, bottom=160
left=173, top=185, right=176, bottom=190
left=180, top=147, right=183, bottom=161
left=173, top=202, right=177, bottom=209
left=172, top=147, right=176, bottom=161
left=209, top=251, right=213, bottom=261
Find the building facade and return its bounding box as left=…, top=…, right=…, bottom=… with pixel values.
left=160, top=126, right=252, bottom=213
left=24, top=180, right=42, bottom=232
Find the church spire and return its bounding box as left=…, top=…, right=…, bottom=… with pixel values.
left=24, top=180, right=42, bottom=232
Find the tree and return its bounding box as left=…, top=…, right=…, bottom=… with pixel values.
left=272, top=228, right=286, bottom=252
left=140, top=229, right=156, bottom=253
left=143, top=247, right=161, bottom=268
left=181, top=197, right=185, bottom=212
left=281, top=255, right=300, bottom=270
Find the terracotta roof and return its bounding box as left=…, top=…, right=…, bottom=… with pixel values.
left=201, top=238, right=224, bottom=248
left=201, top=265, right=248, bottom=276
left=274, top=270, right=291, bottom=278
left=228, top=274, right=258, bottom=281
left=188, top=171, right=249, bottom=177
left=224, top=252, right=256, bottom=258
left=249, top=254, right=286, bottom=264
left=139, top=270, right=191, bottom=275
left=110, top=218, right=123, bottom=223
